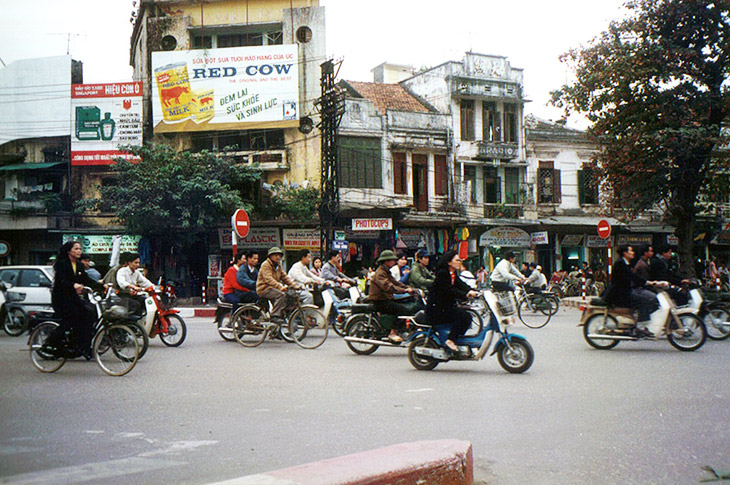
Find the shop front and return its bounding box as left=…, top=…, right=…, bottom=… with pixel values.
left=478, top=226, right=531, bottom=272
left=559, top=234, right=585, bottom=271
left=282, top=228, right=321, bottom=266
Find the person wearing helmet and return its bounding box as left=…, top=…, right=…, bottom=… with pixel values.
left=368, top=250, right=418, bottom=343
left=256, top=247, right=301, bottom=324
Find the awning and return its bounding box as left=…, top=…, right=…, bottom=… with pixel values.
left=0, top=162, right=65, bottom=172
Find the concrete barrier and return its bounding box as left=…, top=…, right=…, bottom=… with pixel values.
left=209, top=439, right=473, bottom=485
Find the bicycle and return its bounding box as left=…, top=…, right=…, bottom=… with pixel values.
left=28, top=287, right=139, bottom=376
left=233, top=289, right=327, bottom=349
left=514, top=284, right=559, bottom=328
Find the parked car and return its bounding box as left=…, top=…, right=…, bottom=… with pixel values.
left=0, top=266, right=55, bottom=314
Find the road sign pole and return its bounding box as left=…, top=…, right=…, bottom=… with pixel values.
left=232, top=230, right=238, bottom=259
left=607, top=239, right=612, bottom=283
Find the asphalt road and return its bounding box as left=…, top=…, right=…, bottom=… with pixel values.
left=1, top=307, right=729, bottom=484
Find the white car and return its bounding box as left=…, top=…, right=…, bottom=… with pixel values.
left=0, top=266, right=55, bottom=314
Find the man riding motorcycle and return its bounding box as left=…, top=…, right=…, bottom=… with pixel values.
left=368, top=250, right=420, bottom=343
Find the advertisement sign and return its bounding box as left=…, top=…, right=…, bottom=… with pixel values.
left=332, top=241, right=348, bottom=251
left=666, top=235, right=679, bottom=246
left=561, top=234, right=584, bottom=247
left=63, top=234, right=141, bottom=254
left=617, top=234, right=653, bottom=246
left=398, top=228, right=430, bottom=248
left=218, top=227, right=280, bottom=249
left=479, top=227, right=531, bottom=247
left=283, top=229, right=321, bottom=250
left=530, top=231, right=549, bottom=245
left=71, top=82, right=143, bottom=166
left=208, top=255, right=221, bottom=278
left=352, top=218, right=393, bottom=231
left=151, top=45, right=299, bottom=133
left=586, top=235, right=613, bottom=248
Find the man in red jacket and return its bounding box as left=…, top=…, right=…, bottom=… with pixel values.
left=222, top=251, right=250, bottom=307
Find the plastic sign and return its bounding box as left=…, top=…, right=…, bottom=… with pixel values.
left=597, top=219, right=611, bottom=240
left=232, top=209, right=250, bottom=238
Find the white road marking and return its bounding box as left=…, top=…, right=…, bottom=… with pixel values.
left=404, top=388, right=435, bottom=393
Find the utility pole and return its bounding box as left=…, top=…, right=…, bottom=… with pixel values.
left=315, top=59, right=345, bottom=255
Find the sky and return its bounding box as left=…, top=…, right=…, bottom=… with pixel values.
left=0, top=0, right=629, bottom=127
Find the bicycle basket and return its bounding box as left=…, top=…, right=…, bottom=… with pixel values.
left=495, top=292, right=516, bottom=316
left=103, top=305, right=129, bottom=321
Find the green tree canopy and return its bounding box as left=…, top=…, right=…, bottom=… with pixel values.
left=93, top=143, right=261, bottom=246
left=553, top=0, right=730, bottom=276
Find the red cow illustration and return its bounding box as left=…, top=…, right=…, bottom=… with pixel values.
left=160, top=86, right=190, bottom=107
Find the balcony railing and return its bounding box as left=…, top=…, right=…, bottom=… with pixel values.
left=484, top=204, right=523, bottom=219
left=227, top=149, right=288, bottom=171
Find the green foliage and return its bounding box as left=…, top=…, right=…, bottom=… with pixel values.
left=553, top=0, right=730, bottom=275
left=260, top=185, right=321, bottom=222
left=90, top=143, right=261, bottom=244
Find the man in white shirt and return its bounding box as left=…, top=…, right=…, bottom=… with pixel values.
left=526, top=262, right=547, bottom=293
left=286, top=250, right=323, bottom=305
left=117, top=253, right=154, bottom=316
left=489, top=251, right=527, bottom=292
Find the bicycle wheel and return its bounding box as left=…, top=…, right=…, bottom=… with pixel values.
left=518, top=297, right=551, bottom=328
left=4, top=305, right=28, bottom=336
left=704, top=307, right=730, bottom=340
left=29, top=322, right=65, bottom=373
left=288, top=306, right=328, bottom=349
left=535, top=294, right=559, bottom=316
left=233, top=305, right=268, bottom=347
left=94, top=324, right=138, bottom=376
left=127, top=321, right=150, bottom=359
left=158, top=314, right=187, bottom=347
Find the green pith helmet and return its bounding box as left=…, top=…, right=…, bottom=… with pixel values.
left=267, top=246, right=284, bottom=257
left=376, top=250, right=398, bottom=264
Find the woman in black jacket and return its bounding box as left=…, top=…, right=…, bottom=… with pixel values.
left=46, top=241, right=104, bottom=357
left=426, top=250, right=479, bottom=352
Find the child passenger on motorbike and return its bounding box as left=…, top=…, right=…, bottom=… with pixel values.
left=426, top=250, right=480, bottom=352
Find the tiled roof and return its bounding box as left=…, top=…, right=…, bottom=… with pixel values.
left=344, top=81, right=431, bottom=115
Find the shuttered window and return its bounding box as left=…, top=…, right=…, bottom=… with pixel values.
left=338, top=137, right=382, bottom=189
left=578, top=165, right=599, bottom=205
left=434, top=154, right=448, bottom=196
left=538, top=161, right=561, bottom=204
left=393, top=152, right=407, bottom=194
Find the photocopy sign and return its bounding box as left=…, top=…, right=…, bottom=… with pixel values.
left=151, top=45, right=299, bottom=133
left=71, top=82, right=143, bottom=165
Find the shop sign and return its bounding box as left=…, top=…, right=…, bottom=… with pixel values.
left=399, top=228, right=430, bottom=248
left=617, top=234, right=652, bottom=246
left=561, top=234, right=584, bottom=247
left=334, top=231, right=346, bottom=241
left=352, top=218, right=392, bottom=231
left=283, top=228, right=321, bottom=250
left=208, top=255, right=221, bottom=278
left=63, top=234, right=141, bottom=254
left=586, top=235, right=613, bottom=248
left=530, top=231, right=549, bottom=245
left=332, top=240, right=348, bottom=250
left=345, top=229, right=380, bottom=241
left=479, top=227, right=530, bottom=248
left=219, top=227, right=280, bottom=249
left=666, top=235, right=679, bottom=246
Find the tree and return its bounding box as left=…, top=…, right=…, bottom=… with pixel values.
left=259, top=184, right=321, bottom=223
left=90, top=143, right=261, bottom=247
left=553, top=0, right=730, bottom=276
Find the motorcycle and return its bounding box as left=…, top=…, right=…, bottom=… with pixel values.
left=407, top=289, right=534, bottom=373
left=579, top=284, right=707, bottom=351
left=131, top=286, right=187, bottom=347
left=317, top=284, right=359, bottom=337
left=1, top=282, right=29, bottom=337
left=678, top=281, right=730, bottom=341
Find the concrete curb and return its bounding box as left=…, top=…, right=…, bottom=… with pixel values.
left=208, top=439, right=473, bottom=485
left=177, top=307, right=216, bottom=318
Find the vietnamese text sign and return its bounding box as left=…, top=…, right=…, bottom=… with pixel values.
left=352, top=218, right=393, bottom=231
left=71, top=82, right=143, bottom=166
left=219, top=227, right=280, bottom=249
left=617, top=234, right=653, bottom=246
left=63, top=234, right=141, bottom=254
left=530, top=231, right=549, bottom=245
left=151, top=45, right=299, bottom=133
left=283, top=229, right=321, bottom=250
left=479, top=227, right=531, bottom=247
left=586, top=235, right=613, bottom=248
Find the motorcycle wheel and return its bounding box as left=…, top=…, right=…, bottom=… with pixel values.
left=583, top=314, right=620, bottom=349
left=497, top=337, right=534, bottom=374
left=344, top=315, right=379, bottom=355
left=127, top=322, right=149, bottom=359
left=704, top=307, right=730, bottom=341
left=332, top=311, right=348, bottom=337
left=233, top=305, right=268, bottom=348
left=4, top=305, right=28, bottom=336
left=407, top=335, right=440, bottom=371
left=158, top=314, right=187, bottom=347
left=667, top=314, right=707, bottom=351
left=29, top=322, right=65, bottom=373
left=216, top=312, right=236, bottom=341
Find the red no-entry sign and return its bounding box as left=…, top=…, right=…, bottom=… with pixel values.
left=597, top=219, right=611, bottom=239
left=232, top=209, right=250, bottom=238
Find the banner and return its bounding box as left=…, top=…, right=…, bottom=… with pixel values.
left=218, top=227, right=280, bottom=249
left=63, top=234, right=141, bottom=254
left=283, top=229, right=321, bottom=250
left=71, top=82, right=143, bottom=165
left=151, top=45, right=299, bottom=133
left=479, top=227, right=531, bottom=247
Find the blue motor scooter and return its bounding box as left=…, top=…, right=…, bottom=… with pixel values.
left=407, top=289, right=534, bottom=373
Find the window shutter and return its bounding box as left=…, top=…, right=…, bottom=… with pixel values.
left=393, top=152, right=406, bottom=194
left=578, top=170, right=585, bottom=206
left=553, top=169, right=562, bottom=204
left=434, top=155, right=447, bottom=196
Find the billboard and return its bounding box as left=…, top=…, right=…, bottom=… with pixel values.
left=151, top=45, right=299, bottom=133
left=71, top=82, right=143, bottom=166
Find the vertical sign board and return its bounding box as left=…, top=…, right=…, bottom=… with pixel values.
left=71, top=82, right=143, bottom=165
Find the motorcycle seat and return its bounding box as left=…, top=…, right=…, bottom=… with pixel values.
left=590, top=298, right=608, bottom=306
left=350, top=303, right=375, bottom=314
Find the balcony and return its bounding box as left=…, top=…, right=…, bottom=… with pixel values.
left=484, top=204, right=523, bottom=219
